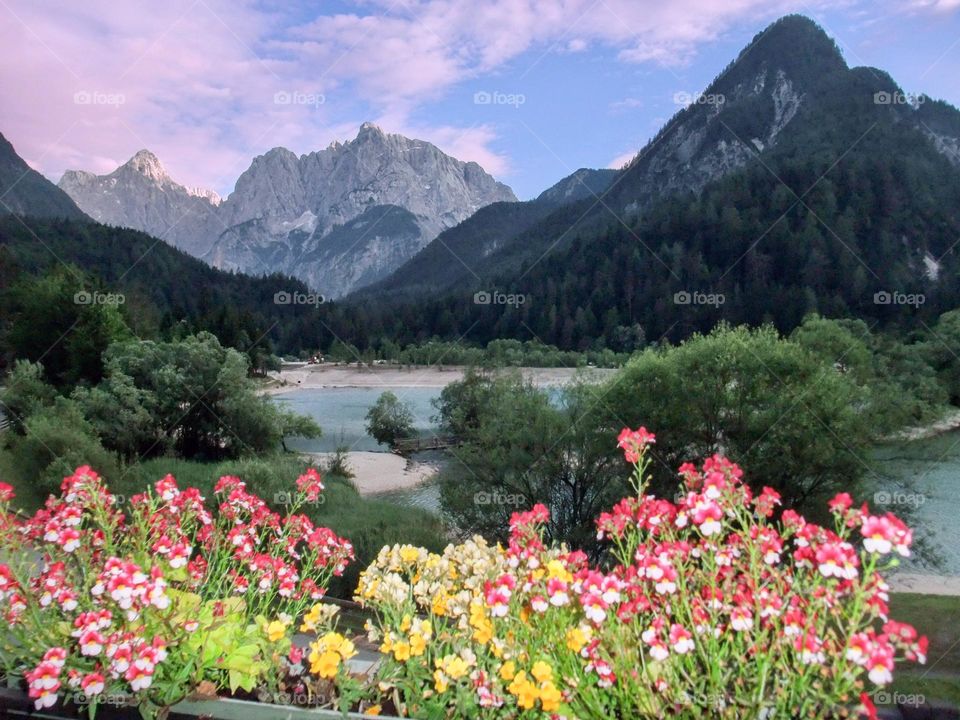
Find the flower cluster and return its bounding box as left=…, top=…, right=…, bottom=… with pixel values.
left=0, top=465, right=352, bottom=716
left=355, top=428, right=926, bottom=718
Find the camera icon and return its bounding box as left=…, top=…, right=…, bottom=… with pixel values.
left=74, top=291, right=93, bottom=305
left=274, top=291, right=292, bottom=305
left=274, top=491, right=293, bottom=506
left=473, top=91, right=492, bottom=105
left=873, top=291, right=892, bottom=305
left=673, top=291, right=691, bottom=305
left=874, top=91, right=892, bottom=105
left=474, top=491, right=491, bottom=505
left=274, top=91, right=292, bottom=105
left=73, top=91, right=92, bottom=105
left=873, top=491, right=891, bottom=505
left=473, top=291, right=492, bottom=305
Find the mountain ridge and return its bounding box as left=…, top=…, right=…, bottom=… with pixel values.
left=58, top=124, right=516, bottom=297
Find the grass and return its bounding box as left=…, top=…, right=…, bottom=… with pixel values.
left=887, top=593, right=960, bottom=707
left=0, top=450, right=449, bottom=599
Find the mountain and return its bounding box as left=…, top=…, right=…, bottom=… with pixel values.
left=332, top=15, right=960, bottom=350
left=59, top=124, right=516, bottom=297
left=0, top=136, right=333, bottom=359
left=0, top=133, right=87, bottom=220
left=58, top=150, right=223, bottom=257
left=355, top=167, right=617, bottom=298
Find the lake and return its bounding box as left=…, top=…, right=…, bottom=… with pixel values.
left=274, top=386, right=443, bottom=453
left=872, top=431, right=960, bottom=574
left=276, top=386, right=960, bottom=573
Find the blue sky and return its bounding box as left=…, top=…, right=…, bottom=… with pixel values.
left=2, top=0, right=959, bottom=200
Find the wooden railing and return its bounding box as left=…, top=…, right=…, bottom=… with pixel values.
left=393, top=435, right=458, bottom=454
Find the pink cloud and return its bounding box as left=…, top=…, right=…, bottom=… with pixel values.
left=1, top=0, right=841, bottom=195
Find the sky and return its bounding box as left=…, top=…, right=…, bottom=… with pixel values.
left=2, top=0, right=959, bottom=201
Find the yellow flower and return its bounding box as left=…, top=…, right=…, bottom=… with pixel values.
left=499, top=660, right=516, bottom=682
left=539, top=681, right=563, bottom=712
left=409, top=633, right=427, bottom=657
left=399, top=614, right=412, bottom=632
left=546, top=559, right=573, bottom=583
left=393, top=641, right=411, bottom=661
left=431, top=593, right=448, bottom=616
left=399, top=546, right=421, bottom=564
left=508, top=672, right=538, bottom=711
left=265, top=620, right=287, bottom=643
left=472, top=618, right=493, bottom=645
left=566, top=627, right=587, bottom=653
left=365, top=705, right=382, bottom=716
left=433, top=669, right=449, bottom=693
left=310, top=650, right=340, bottom=679
left=531, top=660, right=553, bottom=684
left=438, top=655, right=469, bottom=680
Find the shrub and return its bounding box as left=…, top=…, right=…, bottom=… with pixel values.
left=6, top=399, right=119, bottom=497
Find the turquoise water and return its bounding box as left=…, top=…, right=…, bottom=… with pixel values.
left=275, top=386, right=960, bottom=573
left=274, top=386, right=442, bottom=452
left=871, top=431, right=960, bottom=574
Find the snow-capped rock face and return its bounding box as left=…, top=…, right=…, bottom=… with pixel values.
left=59, top=124, right=515, bottom=297
left=58, top=151, right=223, bottom=256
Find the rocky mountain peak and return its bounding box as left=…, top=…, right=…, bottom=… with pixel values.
left=123, top=149, right=168, bottom=183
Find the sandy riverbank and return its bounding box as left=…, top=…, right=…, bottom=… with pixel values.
left=886, top=408, right=960, bottom=442
left=263, top=363, right=615, bottom=394
left=887, top=572, right=960, bottom=596
left=304, top=450, right=440, bottom=495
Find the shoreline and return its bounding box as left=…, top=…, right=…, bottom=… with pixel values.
left=884, top=408, right=960, bottom=443
left=303, top=450, right=440, bottom=496
left=262, top=363, right=616, bottom=395
left=887, top=572, right=960, bottom=596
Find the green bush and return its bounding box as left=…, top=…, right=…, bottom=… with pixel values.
left=6, top=398, right=119, bottom=499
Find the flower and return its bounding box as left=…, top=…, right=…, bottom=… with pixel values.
left=617, top=426, right=656, bottom=463
left=266, top=619, right=288, bottom=643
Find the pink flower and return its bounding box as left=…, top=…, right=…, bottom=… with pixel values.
left=815, top=541, right=859, bottom=580
left=669, top=624, right=694, bottom=654
left=617, top=427, right=656, bottom=464
left=296, top=468, right=325, bottom=502
left=0, top=481, right=14, bottom=502
left=80, top=673, right=105, bottom=696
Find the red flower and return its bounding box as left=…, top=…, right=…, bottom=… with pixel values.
left=617, top=427, right=655, bottom=463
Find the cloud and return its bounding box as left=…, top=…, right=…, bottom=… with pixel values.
left=1, top=0, right=838, bottom=195
left=607, top=150, right=638, bottom=169
left=609, top=97, right=645, bottom=112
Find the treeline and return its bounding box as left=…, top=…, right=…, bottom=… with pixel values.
left=0, top=217, right=330, bottom=372
left=318, top=339, right=630, bottom=368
